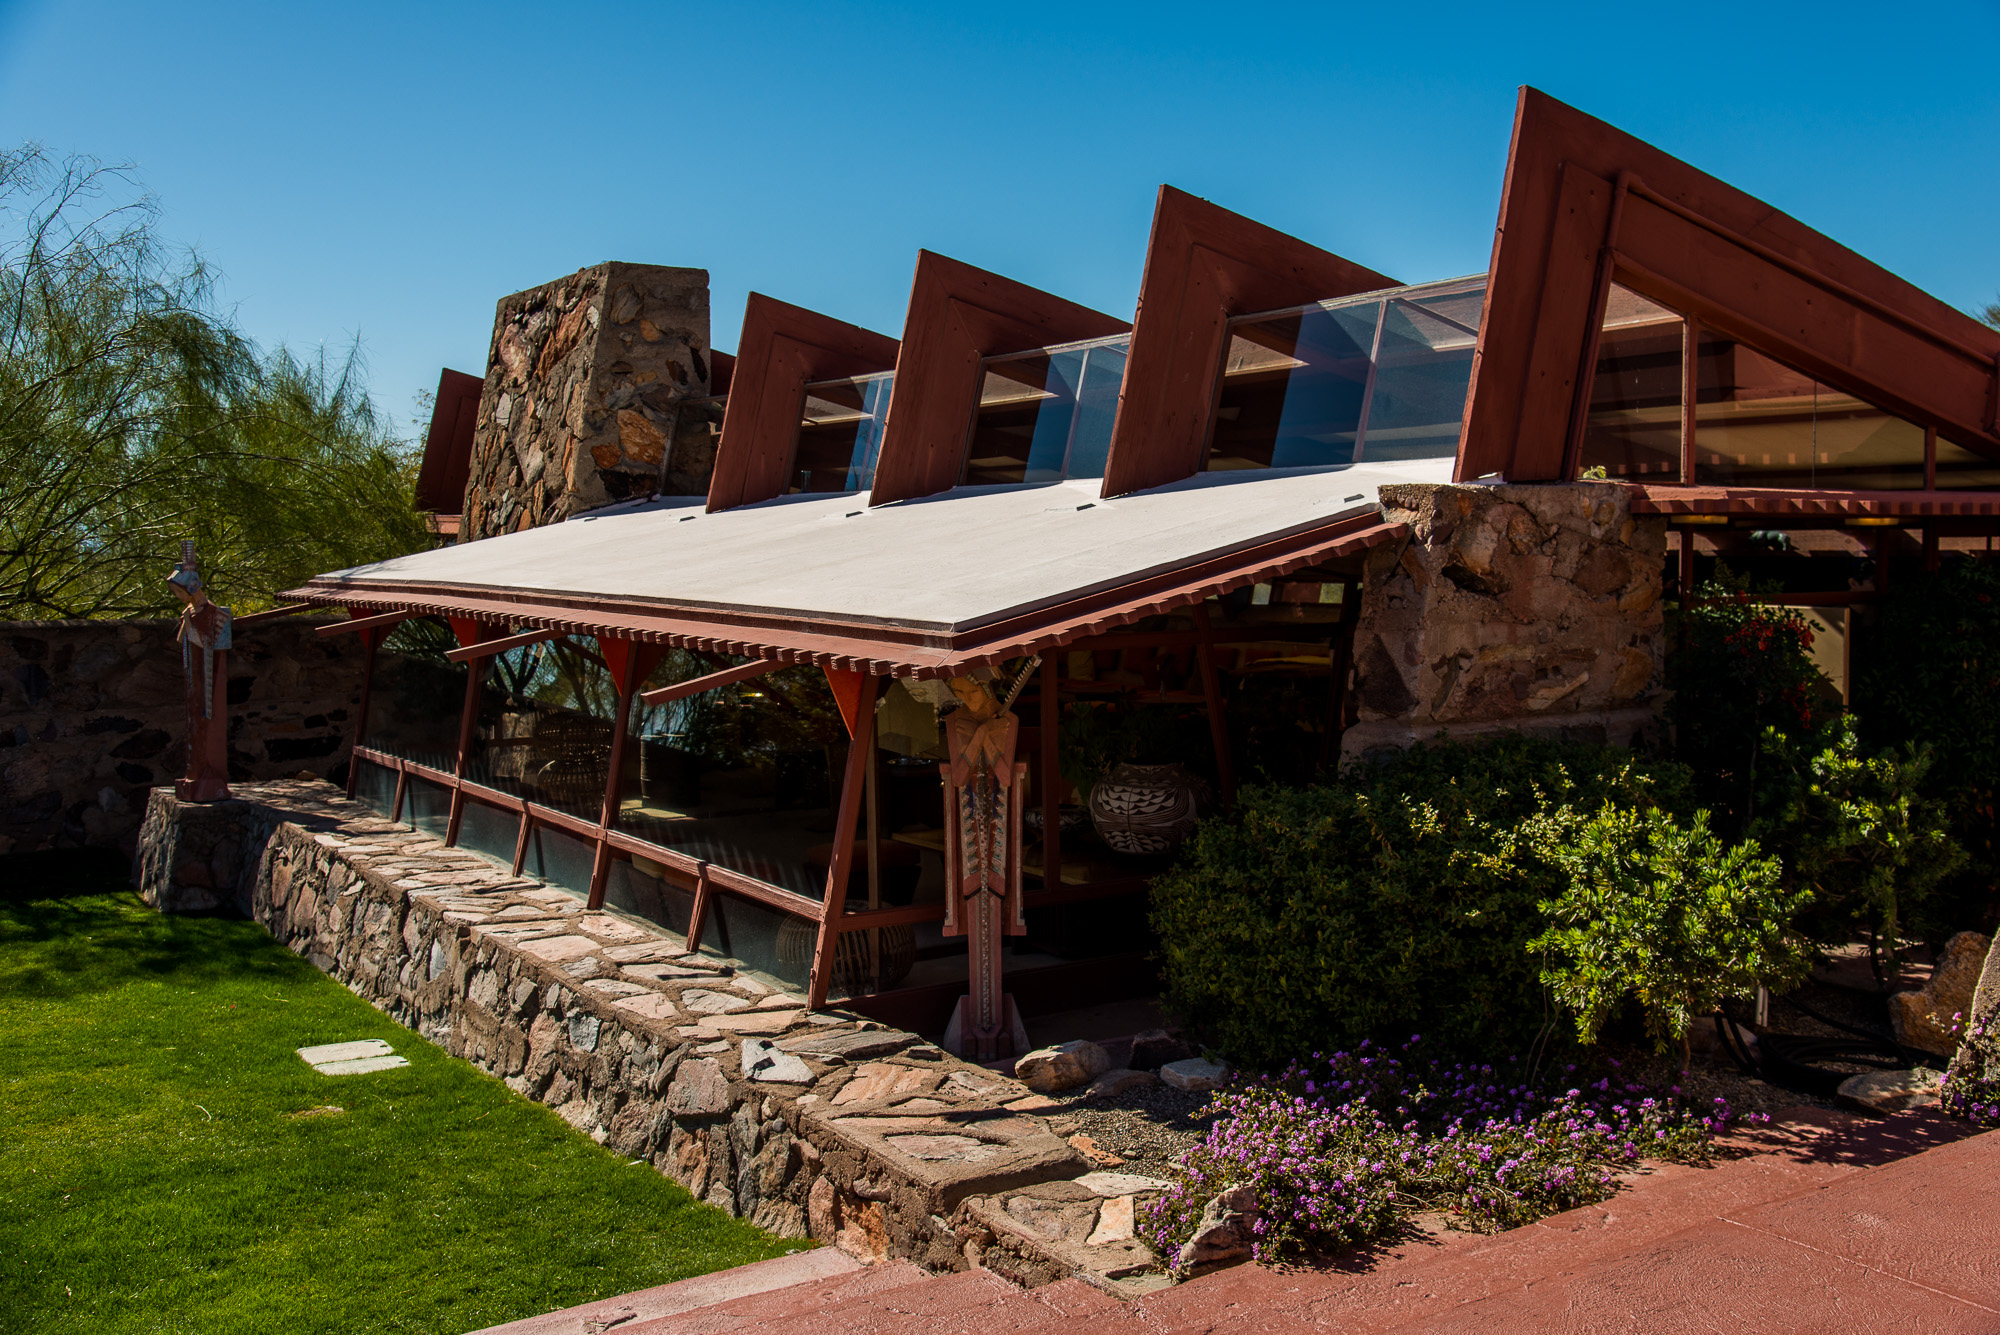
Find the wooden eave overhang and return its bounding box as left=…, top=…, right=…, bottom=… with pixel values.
left=1626, top=484, right=2000, bottom=520
left=284, top=511, right=1402, bottom=677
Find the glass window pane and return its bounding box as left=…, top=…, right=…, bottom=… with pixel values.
left=1696, top=338, right=1927, bottom=489
left=965, top=337, right=1128, bottom=485
left=362, top=619, right=468, bottom=770
left=619, top=654, right=852, bottom=901
left=1581, top=286, right=1683, bottom=480
left=464, top=637, right=617, bottom=821
left=1935, top=438, right=2000, bottom=490
left=793, top=372, right=891, bottom=494
left=1359, top=298, right=1480, bottom=462
left=1206, top=277, right=1486, bottom=473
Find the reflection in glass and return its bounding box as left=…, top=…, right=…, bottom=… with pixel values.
left=1206, top=277, right=1485, bottom=471
left=461, top=637, right=617, bottom=820
left=361, top=618, right=467, bottom=770
left=617, top=654, right=850, bottom=900
left=794, top=372, right=892, bottom=493
left=1696, top=339, right=1927, bottom=489
left=1936, top=438, right=2000, bottom=489
left=966, top=336, right=1128, bottom=484
left=1581, top=286, right=1683, bottom=480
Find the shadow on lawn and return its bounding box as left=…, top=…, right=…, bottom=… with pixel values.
left=0, top=851, right=307, bottom=1001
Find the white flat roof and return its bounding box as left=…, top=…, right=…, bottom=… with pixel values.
left=309, top=457, right=1454, bottom=632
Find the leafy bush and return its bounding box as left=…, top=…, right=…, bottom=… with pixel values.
left=1151, top=735, right=1692, bottom=1068
left=1751, top=717, right=1966, bottom=955
left=1138, top=1040, right=1748, bottom=1264
left=1527, top=804, right=1810, bottom=1054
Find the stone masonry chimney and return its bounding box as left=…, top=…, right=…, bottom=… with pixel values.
left=462, top=263, right=722, bottom=540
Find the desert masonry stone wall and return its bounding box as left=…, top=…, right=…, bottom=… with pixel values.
left=1342, top=481, right=1669, bottom=758
left=133, top=782, right=1174, bottom=1293
left=462, top=263, right=718, bottom=540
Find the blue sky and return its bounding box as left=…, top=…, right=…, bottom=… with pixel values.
left=3, top=1, right=1997, bottom=440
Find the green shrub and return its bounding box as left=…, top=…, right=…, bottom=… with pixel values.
left=1150, top=734, right=1691, bottom=1069
left=1750, top=716, right=1966, bottom=957
left=1526, top=804, right=1810, bottom=1055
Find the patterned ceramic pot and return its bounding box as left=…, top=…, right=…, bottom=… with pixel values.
left=1088, top=763, right=1209, bottom=855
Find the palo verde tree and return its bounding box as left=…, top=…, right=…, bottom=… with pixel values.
left=0, top=144, right=430, bottom=618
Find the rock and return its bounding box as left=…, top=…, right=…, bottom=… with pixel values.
left=1086, top=1194, right=1137, bottom=1246
left=1076, top=1171, right=1172, bottom=1196
left=1161, top=1057, right=1228, bottom=1092
left=777, top=1029, right=918, bottom=1061
left=1837, top=1067, right=1944, bottom=1115
left=680, top=988, right=753, bottom=1015
left=1889, top=932, right=1991, bottom=1057
left=666, top=1058, right=731, bottom=1116
left=1066, top=1134, right=1125, bottom=1167
left=1085, top=1068, right=1158, bottom=1098
left=741, top=1039, right=814, bottom=1085
left=1015, top=1040, right=1112, bottom=1093
left=1173, top=1184, right=1260, bottom=1271
left=1128, top=1028, right=1192, bottom=1070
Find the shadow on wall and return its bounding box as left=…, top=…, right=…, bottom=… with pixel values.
left=0, top=618, right=365, bottom=855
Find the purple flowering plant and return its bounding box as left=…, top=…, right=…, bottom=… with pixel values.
left=1940, top=1009, right=2000, bottom=1127
left=1139, top=1036, right=1758, bottom=1264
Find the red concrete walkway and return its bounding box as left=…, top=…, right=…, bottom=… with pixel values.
left=500, top=1108, right=1997, bottom=1334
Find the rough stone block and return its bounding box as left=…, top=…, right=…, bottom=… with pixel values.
left=1015, top=1040, right=1112, bottom=1093
left=1161, top=1057, right=1228, bottom=1092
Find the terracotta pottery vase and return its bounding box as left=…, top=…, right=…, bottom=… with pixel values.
left=1088, top=763, right=1209, bottom=856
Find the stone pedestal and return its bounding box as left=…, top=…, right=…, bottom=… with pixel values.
left=463, top=262, right=717, bottom=540
left=1342, top=481, right=1668, bottom=760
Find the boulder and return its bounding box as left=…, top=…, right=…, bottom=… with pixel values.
left=1128, top=1028, right=1192, bottom=1070
left=1889, top=932, right=1991, bottom=1057
left=1837, top=1067, right=1943, bottom=1116
left=1161, top=1057, right=1228, bottom=1093
left=1014, top=1040, right=1112, bottom=1093
left=1173, top=1184, right=1260, bottom=1271
left=1085, top=1068, right=1159, bottom=1098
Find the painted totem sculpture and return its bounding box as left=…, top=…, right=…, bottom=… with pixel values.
left=169, top=540, right=233, bottom=801
left=939, top=666, right=1034, bottom=1060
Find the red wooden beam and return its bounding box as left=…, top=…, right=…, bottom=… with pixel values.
left=706, top=294, right=899, bottom=512
left=1101, top=186, right=1397, bottom=497
left=637, top=658, right=778, bottom=706
left=444, top=627, right=560, bottom=663
left=869, top=251, right=1127, bottom=506
left=414, top=367, right=483, bottom=516
left=315, top=608, right=413, bottom=638
left=1459, top=87, right=2000, bottom=483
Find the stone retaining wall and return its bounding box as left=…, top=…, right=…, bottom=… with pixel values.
left=134, top=782, right=1173, bottom=1293
left=1343, top=480, right=1669, bottom=758
left=1, top=619, right=365, bottom=854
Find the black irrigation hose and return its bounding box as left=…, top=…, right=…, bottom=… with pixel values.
left=1710, top=994, right=1928, bottom=1097
left=1770, top=990, right=1895, bottom=1046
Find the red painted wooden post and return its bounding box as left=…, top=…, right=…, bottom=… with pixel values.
left=808, top=679, right=875, bottom=1009
left=345, top=626, right=382, bottom=800
left=443, top=619, right=494, bottom=848
left=686, top=864, right=713, bottom=954
left=587, top=638, right=660, bottom=910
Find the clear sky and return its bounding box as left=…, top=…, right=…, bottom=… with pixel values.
left=3, top=0, right=1996, bottom=441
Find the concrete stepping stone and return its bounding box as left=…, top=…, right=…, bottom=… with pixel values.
left=297, top=1039, right=409, bottom=1075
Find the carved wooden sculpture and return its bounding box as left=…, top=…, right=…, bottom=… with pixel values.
left=169, top=540, right=232, bottom=801
left=939, top=661, right=1036, bottom=1059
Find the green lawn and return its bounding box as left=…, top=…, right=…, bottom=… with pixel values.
left=0, top=852, right=802, bottom=1335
